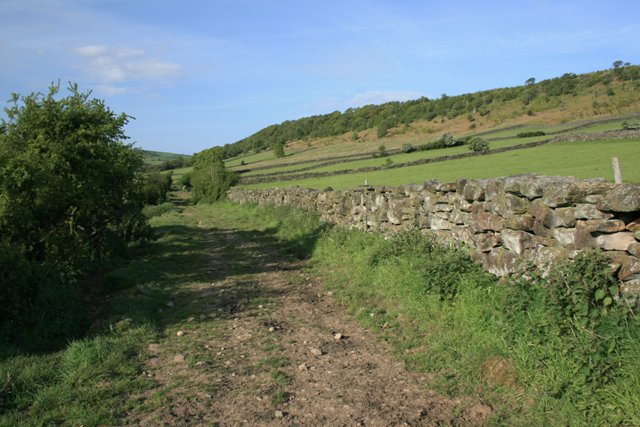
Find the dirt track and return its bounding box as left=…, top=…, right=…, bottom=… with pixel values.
left=125, top=209, right=491, bottom=426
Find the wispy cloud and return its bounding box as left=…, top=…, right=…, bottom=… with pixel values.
left=71, top=44, right=183, bottom=94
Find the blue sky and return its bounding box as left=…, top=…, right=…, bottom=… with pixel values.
left=1, top=1, right=639, bottom=154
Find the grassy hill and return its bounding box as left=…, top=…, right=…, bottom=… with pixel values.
left=218, top=64, right=640, bottom=159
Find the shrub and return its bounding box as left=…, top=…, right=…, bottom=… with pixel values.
left=441, top=133, right=457, bottom=146
left=373, top=144, right=388, bottom=158
left=401, top=143, right=415, bottom=153
left=622, top=120, right=640, bottom=130
left=416, top=133, right=465, bottom=152
left=467, top=137, right=489, bottom=153
left=517, top=130, right=546, bottom=138
left=191, top=147, right=238, bottom=203
left=141, top=171, right=172, bottom=205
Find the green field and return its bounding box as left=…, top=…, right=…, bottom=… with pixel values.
left=141, top=150, right=190, bottom=166
left=242, top=135, right=550, bottom=178
left=168, top=165, right=192, bottom=180
left=225, top=150, right=282, bottom=168
left=242, top=138, right=640, bottom=190
left=231, top=114, right=639, bottom=183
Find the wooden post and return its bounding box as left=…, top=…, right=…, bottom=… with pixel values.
left=364, top=179, right=368, bottom=186
left=612, top=157, right=622, bottom=184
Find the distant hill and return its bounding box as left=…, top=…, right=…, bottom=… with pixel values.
left=141, top=150, right=191, bottom=167
left=217, top=64, right=640, bottom=158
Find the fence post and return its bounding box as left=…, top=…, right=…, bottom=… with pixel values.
left=612, top=157, right=622, bottom=184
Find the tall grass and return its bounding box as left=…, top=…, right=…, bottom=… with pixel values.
left=309, top=226, right=640, bottom=425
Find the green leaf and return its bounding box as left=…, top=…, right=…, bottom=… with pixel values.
left=608, top=285, right=618, bottom=296
left=603, top=297, right=613, bottom=306
left=595, top=289, right=605, bottom=301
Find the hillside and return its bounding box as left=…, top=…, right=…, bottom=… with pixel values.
left=218, top=64, right=640, bottom=159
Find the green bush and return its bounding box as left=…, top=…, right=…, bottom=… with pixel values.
left=467, top=136, right=489, bottom=153
left=0, top=83, right=147, bottom=350
left=141, top=170, right=172, bottom=205
left=373, top=144, right=388, bottom=158
left=401, top=143, right=415, bottom=153
left=416, top=133, right=465, bottom=152
left=517, top=130, right=546, bottom=138
left=622, top=120, right=640, bottom=130
left=191, top=147, right=237, bottom=203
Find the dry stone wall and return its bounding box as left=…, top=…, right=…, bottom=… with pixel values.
left=228, top=175, right=640, bottom=303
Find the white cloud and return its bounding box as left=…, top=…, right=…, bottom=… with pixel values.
left=95, top=84, right=129, bottom=96
left=347, top=90, right=424, bottom=107
left=71, top=45, right=183, bottom=91
left=73, top=45, right=109, bottom=57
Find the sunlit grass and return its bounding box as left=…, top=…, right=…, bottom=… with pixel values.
left=242, top=138, right=640, bottom=189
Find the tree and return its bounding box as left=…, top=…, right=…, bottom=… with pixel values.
left=273, top=142, right=285, bottom=158
left=612, top=60, right=624, bottom=69
left=0, top=83, right=144, bottom=265
left=525, top=77, right=536, bottom=86
left=0, top=82, right=146, bottom=349
left=191, top=147, right=237, bottom=203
